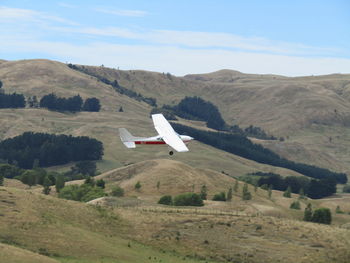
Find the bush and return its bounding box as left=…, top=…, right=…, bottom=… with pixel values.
left=173, top=193, right=204, bottom=206
left=343, top=185, right=350, bottom=193
left=111, top=186, right=125, bottom=197
left=58, top=184, right=105, bottom=202
left=283, top=186, right=292, bottom=198
left=158, top=195, right=172, bottom=205
left=212, top=192, right=226, bottom=201
left=96, top=179, right=105, bottom=189
left=290, top=200, right=301, bottom=210
left=311, top=208, right=332, bottom=224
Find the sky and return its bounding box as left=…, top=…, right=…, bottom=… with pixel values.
left=0, top=0, right=349, bottom=76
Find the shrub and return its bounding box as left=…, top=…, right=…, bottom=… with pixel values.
left=158, top=195, right=172, bottom=205
left=212, top=192, right=226, bottom=201
left=58, top=184, right=105, bottom=202
left=303, top=203, right=313, bottom=222
left=111, top=186, right=124, bottom=197
left=96, top=179, right=105, bottom=189
left=173, top=193, right=204, bottom=206
left=343, top=185, right=350, bottom=193
left=290, top=200, right=301, bottom=210
left=135, top=181, right=141, bottom=191
left=311, top=208, right=332, bottom=225
left=283, top=186, right=291, bottom=198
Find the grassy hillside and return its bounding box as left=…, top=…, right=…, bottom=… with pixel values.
left=0, top=186, right=220, bottom=263
left=64, top=63, right=350, bottom=173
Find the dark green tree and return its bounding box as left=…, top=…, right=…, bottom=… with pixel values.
left=311, top=208, right=332, bottom=224
left=303, top=203, right=313, bottom=222
left=199, top=185, right=207, bottom=200
left=73, top=161, right=97, bottom=177
left=55, top=174, right=65, bottom=193
left=96, top=179, right=105, bottom=189
left=42, top=176, right=52, bottom=195
left=84, top=176, right=95, bottom=186
left=158, top=195, right=172, bottom=205
left=227, top=187, right=233, bottom=201
left=119, top=106, right=124, bottom=112
left=135, top=181, right=141, bottom=191
left=83, top=98, right=101, bottom=112
left=212, top=192, right=226, bottom=201
left=283, top=186, right=292, bottom=198
left=290, top=200, right=301, bottom=210
left=173, top=193, right=203, bottom=206
left=242, top=183, right=252, bottom=200
left=0, top=175, right=3, bottom=186
left=111, top=186, right=124, bottom=197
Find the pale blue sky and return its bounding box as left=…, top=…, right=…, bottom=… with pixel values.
left=0, top=0, right=349, bottom=76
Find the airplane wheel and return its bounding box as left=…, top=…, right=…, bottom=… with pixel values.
left=169, top=151, right=174, bottom=156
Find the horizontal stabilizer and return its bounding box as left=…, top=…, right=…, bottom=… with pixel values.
left=123, top=141, right=136, bottom=148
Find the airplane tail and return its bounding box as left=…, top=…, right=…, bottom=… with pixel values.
left=119, top=128, right=136, bottom=148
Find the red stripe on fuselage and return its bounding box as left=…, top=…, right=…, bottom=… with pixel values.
left=135, top=141, right=166, bottom=145
left=134, top=140, right=191, bottom=145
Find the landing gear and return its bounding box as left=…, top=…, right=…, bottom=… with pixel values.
left=169, top=151, right=174, bottom=156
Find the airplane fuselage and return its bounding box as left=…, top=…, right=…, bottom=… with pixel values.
left=134, top=135, right=193, bottom=145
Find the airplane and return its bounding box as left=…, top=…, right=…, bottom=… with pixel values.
left=119, top=113, right=194, bottom=155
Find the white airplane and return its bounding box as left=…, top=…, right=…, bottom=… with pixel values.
left=119, top=113, right=194, bottom=155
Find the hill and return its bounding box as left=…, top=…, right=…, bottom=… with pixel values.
left=61, top=158, right=350, bottom=263
left=66, top=63, right=350, bottom=174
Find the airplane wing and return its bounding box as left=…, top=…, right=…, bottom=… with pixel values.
left=152, top=114, right=189, bottom=152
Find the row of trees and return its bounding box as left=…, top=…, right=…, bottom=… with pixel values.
left=245, top=172, right=337, bottom=199
left=67, top=64, right=157, bottom=107
left=0, top=92, right=26, bottom=108
left=172, top=123, right=347, bottom=189
left=40, top=93, right=100, bottom=112
left=0, top=163, right=65, bottom=193
left=0, top=132, right=103, bottom=169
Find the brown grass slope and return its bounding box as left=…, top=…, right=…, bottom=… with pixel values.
left=0, top=243, right=59, bottom=263
left=0, top=187, right=219, bottom=263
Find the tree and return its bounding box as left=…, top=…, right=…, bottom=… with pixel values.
left=242, top=183, right=252, bottom=200
left=303, top=203, right=313, bottom=222
left=74, top=161, right=97, bottom=177
left=158, top=195, right=172, bottom=205
left=299, top=188, right=306, bottom=199
left=42, top=176, right=52, bottom=195
left=111, top=186, right=124, bottom=197
left=311, top=208, right=332, bottom=224
left=227, top=187, right=233, bottom=201
left=290, top=200, right=301, bottom=210
left=135, top=181, right=141, bottom=191
left=55, top=174, right=65, bottom=193
left=268, top=185, right=272, bottom=199
left=343, top=185, right=350, bottom=193
left=119, top=106, right=124, bottom=112
left=83, top=98, right=101, bottom=112
left=96, top=179, right=105, bottom=189
left=0, top=80, right=2, bottom=89
left=156, top=181, right=160, bottom=191
left=233, top=180, right=239, bottom=192
left=20, top=170, right=36, bottom=187
left=283, top=186, right=292, bottom=198
left=212, top=192, right=226, bottom=201
left=173, top=193, right=204, bottom=206
left=84, top=176, right=95, bottom=186
left=335, top=205, right=344, bottom=214
left=199, top=185, right=207, bottom=200
left=0, top=175, right=3, bottom=186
